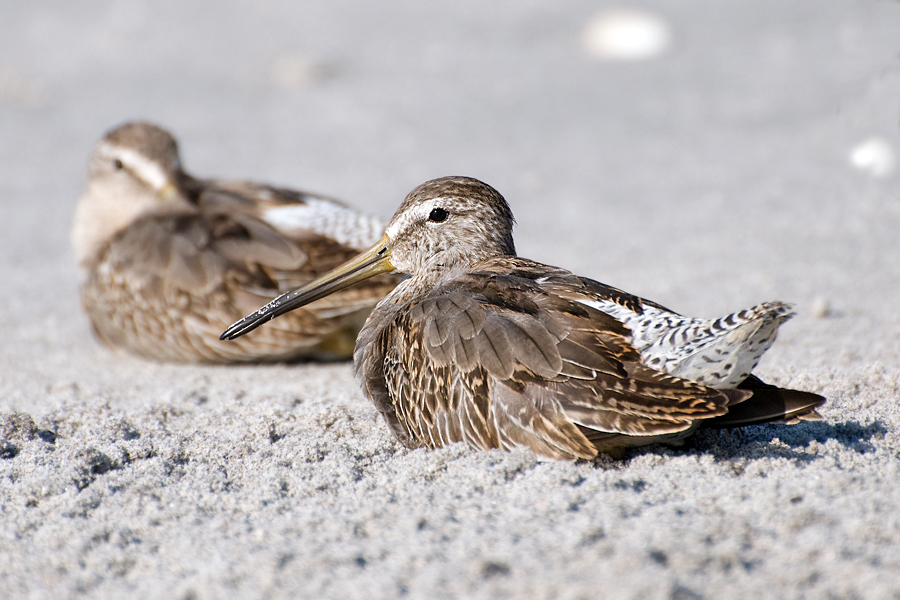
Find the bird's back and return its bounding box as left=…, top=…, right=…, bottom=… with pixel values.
left=82, top=190, right=397, bottom=363
left=354, top=256, right=822, bottom=458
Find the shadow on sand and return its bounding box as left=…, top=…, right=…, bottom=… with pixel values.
left=624, top=420, right=888, bottom=465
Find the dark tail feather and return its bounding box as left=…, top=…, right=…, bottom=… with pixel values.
left=702, top=375, right=826, bottom=429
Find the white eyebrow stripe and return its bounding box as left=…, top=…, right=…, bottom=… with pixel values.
left=107, top=145, right=171, bottom=191
left=262, top=199, right=386, bottom=250
left=384, top=197, right=444, bottom=240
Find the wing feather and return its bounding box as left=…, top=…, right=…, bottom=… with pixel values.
left=362, top=257, right=740, bottom=458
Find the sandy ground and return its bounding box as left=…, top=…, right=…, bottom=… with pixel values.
left=2, top=1, right=899, bottom=598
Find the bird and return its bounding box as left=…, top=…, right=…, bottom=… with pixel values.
left=221, top=176, right=825, bottom=459
left=71, top=121, right=401, bottom=363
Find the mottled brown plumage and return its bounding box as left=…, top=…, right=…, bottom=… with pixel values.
left=72, top=122, right=400, bottom=363
left=222, top=176, right=825, bottom=459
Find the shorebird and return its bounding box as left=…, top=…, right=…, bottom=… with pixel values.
left=72, top=122, right=400, bottom=363
left=222, top=176, right=825, bottom=459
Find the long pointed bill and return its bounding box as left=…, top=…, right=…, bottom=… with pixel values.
left=220, top=234, right=395, bottom=340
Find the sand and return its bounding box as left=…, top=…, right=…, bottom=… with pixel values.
left=1, top=1, right=899, bottom=598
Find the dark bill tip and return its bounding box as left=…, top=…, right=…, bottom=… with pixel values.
left=220, top=299, right=284, bottom=340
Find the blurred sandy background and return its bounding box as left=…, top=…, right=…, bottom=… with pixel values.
left=1, top=1, right=899, bottom=598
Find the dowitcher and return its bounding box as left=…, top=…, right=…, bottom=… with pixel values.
left=222, top=176, right=825, bottom=459
left=72, top=122, right=400, bottom=363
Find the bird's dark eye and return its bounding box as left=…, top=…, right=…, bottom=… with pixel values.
left=112, top=159, right=124, bottom=170
left=428, top=208, right=448, bottom=222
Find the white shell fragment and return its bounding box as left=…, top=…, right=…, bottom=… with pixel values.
left=810, top=297, right=831, bottom=319
left=849, top=137, right=895, bottom=178
left=582, top=9, right=671, bottom=61
left=268, top=51, right=324, bottom=89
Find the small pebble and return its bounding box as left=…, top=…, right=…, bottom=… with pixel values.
left=268, top=52, right=326, bottom=89
left=810, top=297, right=830, bottom=319
left=581, top=9, right=671, bottom=61
left=0, top=67, right=51, bottom=108
left=849, top=137, right=895, bottom=178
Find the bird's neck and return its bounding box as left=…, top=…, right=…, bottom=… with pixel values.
left=71, top=182, right=196, bottom=267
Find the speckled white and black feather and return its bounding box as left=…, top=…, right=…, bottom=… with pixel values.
left=576, top=299, right=794, bottom=389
